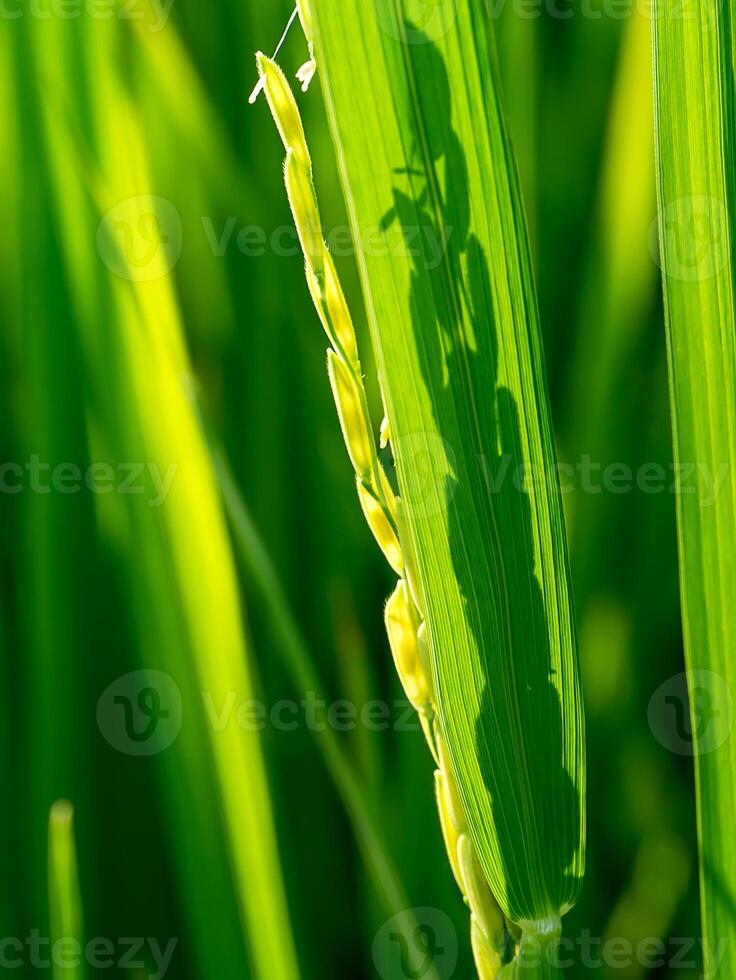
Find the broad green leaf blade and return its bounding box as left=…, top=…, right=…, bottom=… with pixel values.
left=311, top=0, right=585, bottom=929
left=653, top=3, right=736, bottom=971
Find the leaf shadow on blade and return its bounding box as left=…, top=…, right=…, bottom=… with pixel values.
left=381, top=23, right=581, bottom=926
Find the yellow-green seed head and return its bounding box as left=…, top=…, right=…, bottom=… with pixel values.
left=470, top=918, right=504, bottom=980
left=256, top=54, right=311, bottom=171
left=380, top=414, right=390, bottom=449
left=377, top=462, right=398, bottom=522
left=416, top=622, right=436, bottom=705
left=458, top=834, right=506, bottom=946
left=385, top=579, right=431, bottom=713
left=324, top=251, right=358, bottom=364
left=284, top=150, right=325, bottom=277
left=326, top=350, right=374, bottom=482
left=395, top=498, right=427, bottom=618
left=296, top=0, right=314, bottom=45
left=306, top=260, right=330, bottom=335
left=306, top=251, right=358, bottom=362
left=437, top=730, right=465, bottom=833
left=357, top=478, right=403, bottom=575
left=435, top=770, right=464, bottom=892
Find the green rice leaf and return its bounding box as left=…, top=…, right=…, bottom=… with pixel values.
left=310, top=0, right=585, bottom=935
left=653, top=3, right=736, bottom=972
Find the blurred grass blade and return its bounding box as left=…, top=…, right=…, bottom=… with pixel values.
left=14, top=20, right=95, bottom=924
left=214, top=447, right=407, bottom=913
left=311, top=0, right=584, bottom=947
left=566, top=9, right=656, bottom=584
left=27, top=17, right=300, bottom=980
left=213, top=447, right=441, bottom=980
left=653, top=3, right=736, bottom=972
left=48, top=801, right=84, bottom=980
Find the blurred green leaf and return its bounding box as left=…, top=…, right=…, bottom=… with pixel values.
left=23, top=16, right=301, bottom=980
left=653, top=3, right=736, bottom=973
left=48, top=801, right=84, bottom=980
